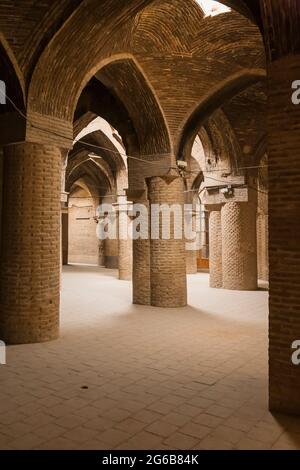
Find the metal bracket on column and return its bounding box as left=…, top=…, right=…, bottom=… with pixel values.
left=200, top=174, right=252, bottom=205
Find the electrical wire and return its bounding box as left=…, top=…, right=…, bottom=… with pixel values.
left=1, top=89, right=268, bottom=196
left=0, top=89, right=161, bottom=165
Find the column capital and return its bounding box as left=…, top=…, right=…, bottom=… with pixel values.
left=204, top=203, right=223, bottom=213
left=201, top=185, right=257, bottom=207
left=126, top=188, right=147, bottom=204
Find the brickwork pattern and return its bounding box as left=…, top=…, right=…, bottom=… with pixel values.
left=68, top=201, right=99, bottom=265
left=132, top=200, right=151, bottom=306
left=0, top=142, right=61, bottom=344
left=185, top=212, right=198, bottom=275
left=268, top=55, right=300, bottom=415
left=118, top=210, right=133, bottom=281
left=257, top=213, right=269, bottom=282
left=148, top=177, right=187, bottom=308
left=186, top=250, right=198, bottom=275
left=209, top=211, right=223, bottom=289
left=221, top=202, right=258, bottom=291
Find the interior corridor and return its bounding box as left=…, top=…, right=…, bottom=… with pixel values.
left=1, top=266, right=300, bottom=451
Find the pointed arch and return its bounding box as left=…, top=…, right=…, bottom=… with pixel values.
left=176, top=68, right=266, bottom=161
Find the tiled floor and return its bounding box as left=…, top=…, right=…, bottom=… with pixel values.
left=1, top=265, right=300, bottom=450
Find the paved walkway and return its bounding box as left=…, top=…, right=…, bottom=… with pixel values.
left=1, top=265, right=300, bottom=450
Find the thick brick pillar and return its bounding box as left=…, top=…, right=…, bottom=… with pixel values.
left=209, top=209, right=222, bottom=288
left=148, top=176, right=187, bottom=307
left=132, top=199, right=151, bottom=305
left=117, top=195, right=133, bottom=281
left=221, top=202, right=257, bottom=291
left=0, top=142, right=61, bottom=344
left=260, top=0, right=300, bottom=414
left=267, top=55, right=300, bottom=414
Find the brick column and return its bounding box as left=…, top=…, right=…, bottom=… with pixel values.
left=0, top=142, right=61, bottom=344
left=208, top=209, right=222, bottom=288
left=259, top=0, right=300, bottom=414
left=185, top=207, right=198, bottom=274
left=148, top=176, right=187, bottom=307
left=257, top=211, right=269, bottom=282
left=221, top=202, right=257, bottom=291
left=267, top=56, right=300, bottom=413
left=132, top=199, right=151, bottom=305
left=117, top=195, right=133, bottom=281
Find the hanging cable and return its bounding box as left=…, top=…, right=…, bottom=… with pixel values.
left=0, top=90, right=163, bottom=165
left=1, top=89, right=268, bottom=197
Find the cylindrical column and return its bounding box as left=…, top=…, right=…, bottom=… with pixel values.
left=148, top=177, right=187, bottom=307
left=221, top=202, right=257, bottom=291
left=0, top=142, right=61, bottom=344
left=132, top=200, right=150, bottom=305
left=185, top=208, right=198, bottom=274
left=257, top=212, right=269, bottom=282
left=209, top=210, right=222, bottom=288
left=117, top=196, right=133, bottom=281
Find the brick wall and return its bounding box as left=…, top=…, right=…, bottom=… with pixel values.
left=68, top=195, right=99, bottom=265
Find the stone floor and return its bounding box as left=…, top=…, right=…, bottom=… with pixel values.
left=1, top=265, right=300, bottom=450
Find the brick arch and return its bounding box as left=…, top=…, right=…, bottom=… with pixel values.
left=72, top=129, right=127, bottom=186
left=25, top=0, right=142, bottom=118
left=73, top=114, right=127, bottom=167
left=67, top=149, right=115, bottom=192
left=70, top=179, right=94, bottom=198
left=74, top=79, right=138, bottom=155
left=29, top=52, right=171, bottom=155
left=66, top=157, right=113, bottom=199
left=72, top=115, right=129, bottom=193
left=176, top=69, right=266, bottom=161
left=73, top=112, right=98, bottom=141
left=183, top=109, right=243, bottom=181
left=95, top=57, right=171, bottom=155
left=25, top=0, right=255, bottom=118
left=204, top=110, right=242, bottom=173
left=69, top=178, right=101, bottom=204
